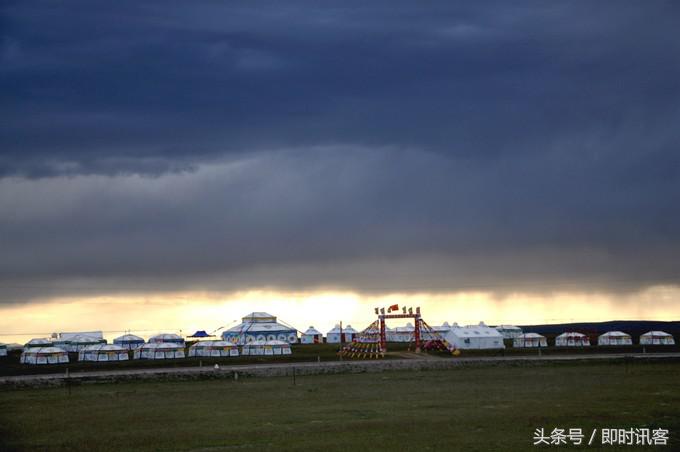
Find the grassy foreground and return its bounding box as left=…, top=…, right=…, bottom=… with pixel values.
left=1, top=362, right=679, bottom=451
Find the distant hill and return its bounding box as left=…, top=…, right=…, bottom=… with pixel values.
left=520, top=320, right=680, bottom=342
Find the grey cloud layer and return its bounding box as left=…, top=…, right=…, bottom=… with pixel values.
left=1, top=147, right=678, bottom=302
left=1, top=2, right=679, bottom=301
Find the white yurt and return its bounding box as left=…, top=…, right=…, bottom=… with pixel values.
left=188, top=340, right=239, bottom=357
left=513, top=333, right=548, bottom=348
left=222, top=312, right=298, bottom=345
left=133, top=343, right=185, bottom=360
left=300, top=326, right=323, bottom=344
left=79, top=344, right=129, bottom=362
left=0, top=343, right=7, bottom=357
left=640, top=331, right=675, bottom=345
left=57, top=335, right=107, bottom=352
left=148, top=333, right=185, bottom=345
left=598, top=331, right=633, bottom=346
left=495, top=325, right=524, bottom=340
left=555, top=332, right=590, bottom=347
left=326, top=324, right=358, bottom=343
left=240, top=340, right=292, bottom=356
left=444, top=322, right=505, bottom=349
left=20, top=347, right=69, bottom=365
left=113, top=334, right=145, bottom=350
left=24, top=338, right=52, bottom=350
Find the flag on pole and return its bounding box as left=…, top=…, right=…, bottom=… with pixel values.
left=388, top=304, right=399, bottom=312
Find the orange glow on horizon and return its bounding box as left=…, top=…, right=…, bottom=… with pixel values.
left=0, top=286, right=678, bottom=344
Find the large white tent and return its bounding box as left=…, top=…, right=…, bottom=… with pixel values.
left=513, top=333, right=547, bottom=348
left=555, top=332, right=590, bottom=347
left=444, top=322, right=505, bottom=349
left=222, top=312, right=298, bottom=345
left=188, top=340, right=239, bottom=357
left=113, top=334, right=145, bottom=350
left=598, top=331, right=632, bottom=346
left=79, top=344, right=129, bottom=362
left=0, top=343, right=7, bottom=357
left=133, top=343, right=185, bottom=360
left=148, top=333, right=185, bottom=345
left=326, top=324, right=358, bottom=343
left=20, top=347, right=69, bottom=365
left=241, top=340, right=292, bottom=356
left=640, top=331, right=675, bottom=345
left=300, top=326, right=323, bottom=344
left=24, top=338, right=52, bottom=350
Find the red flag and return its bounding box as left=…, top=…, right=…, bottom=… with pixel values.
left=388, top=304, right=399, bottom=313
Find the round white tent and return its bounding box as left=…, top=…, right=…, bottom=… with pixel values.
left=598, top=331, right=632, bottom=346
left=79, top=344, right=129, bottom=362
left=20, top=346, right=69, bottom=365
left=58, top=335, right=106, bottom=352
left=513, top=333, right=548, bottom=348
left=300, top=326, right=323, bottom=344
left=133, top=342, right=185, bottom=360
left=148, top=333, right=185, bottom=345
left=222, top=312, right=298, bottom=345
left=113, top=334, right=145, bottom=350
left=326, top=324, right=357, bottom=343
left=640, top=331, right=675, bottom=345
left=188, top=340, right=239, bottom=357
left=241, top=340, right=292, bottom=356
left=555, top=332, right=590, bottom=347
left=0, top=343, right=7, bottom=357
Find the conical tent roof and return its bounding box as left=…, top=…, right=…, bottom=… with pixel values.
left=556, top=331, right=587, bottom=338
left=114, top=334, right=144, bottom=343
left=242, top=312, right=278, bottom=322
left=188, top=330, right=214, bottom=338
left=600, top=331, right=630, bottom=337
left=25, top=338, right=52, bottom=347
left=303, top=326, right=322, bottom=335
left=344, top=325, right=357, bottom=333
left=70, top=335, right=104, bottom=344
left=149, top=333, right=184, bottom=343
left=641, top=330, right=672, bottom=337
left=519, top=333, right=546, bottom=339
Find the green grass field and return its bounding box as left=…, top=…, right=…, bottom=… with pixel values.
left=1, top=361, right=679, bottom=451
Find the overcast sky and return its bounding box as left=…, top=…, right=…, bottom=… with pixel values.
left=1, top=1, right=679, bottom=305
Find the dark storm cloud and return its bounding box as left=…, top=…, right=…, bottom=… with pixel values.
left=1, top=1, right=679, bottom=302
